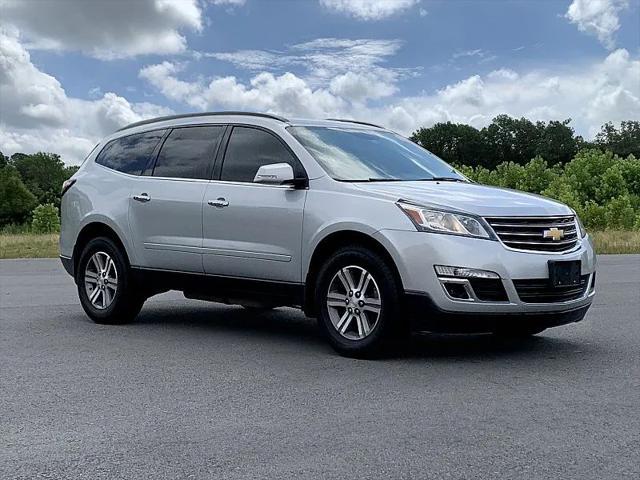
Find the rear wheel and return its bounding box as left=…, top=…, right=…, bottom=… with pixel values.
left=315, top=246, right=402, bottom=357
left=76, top=237, right=144, bottom=325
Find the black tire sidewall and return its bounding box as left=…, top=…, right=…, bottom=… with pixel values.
left=315, top=246, right=401, bottom=356
left=76, top=237, right=141, bottom=324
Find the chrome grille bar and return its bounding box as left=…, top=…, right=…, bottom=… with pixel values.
left=484, top=215, right=579, bottom=253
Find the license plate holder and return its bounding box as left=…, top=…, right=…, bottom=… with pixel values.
left=548, top=260, right=581, bottom=287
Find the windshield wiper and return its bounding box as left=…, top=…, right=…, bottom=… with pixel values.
left=340, top=176, right=467, bottom=183
left=425, top=176, right=467, bottom=182
left=340, top=178, right=404, bottom=182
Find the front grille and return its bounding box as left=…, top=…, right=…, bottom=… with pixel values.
left=513, top=275, right=590, bottom=303
left=484, top=215, right=579, bottom=252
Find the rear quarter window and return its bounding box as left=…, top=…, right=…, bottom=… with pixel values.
left=95, top=130, right=166, bottom=175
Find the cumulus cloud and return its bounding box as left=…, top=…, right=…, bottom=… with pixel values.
left=384, top=49, right=640, bottom=137
left=143, top=37, right=409, bottom=111
left=140, top=47, right=639, bottom=140
left=0, top=30, right=172, bottom=163
left=565, top=0, right=630, bottom=49
left=0, top=0, right=202, bottom=59
left=140, top=63, right=346, bottom=118
left=319, top=0, right=420, bottom=20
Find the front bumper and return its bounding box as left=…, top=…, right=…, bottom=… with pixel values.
left=374, top=229, right=596, bottom=330
left=60, top=255, right=74, bottom=277
left=403, top=292, right=590, bottom=333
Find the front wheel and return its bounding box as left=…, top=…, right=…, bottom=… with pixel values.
left=76, top=237, right=144, bottom=325
left=315, top=246, right=402, bottom=358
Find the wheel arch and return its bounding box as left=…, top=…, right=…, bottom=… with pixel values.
left=72, top=221, right=130, bottom=279
left=303, top=229, right=403, bottom=316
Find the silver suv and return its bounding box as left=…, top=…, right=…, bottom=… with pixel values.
left=60, top=112, right=596, bottom=356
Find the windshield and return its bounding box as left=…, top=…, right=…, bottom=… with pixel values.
left=287, top=126, right=466, bottom=182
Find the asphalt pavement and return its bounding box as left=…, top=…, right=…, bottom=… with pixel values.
left=1, top=255, right=639, bottom=479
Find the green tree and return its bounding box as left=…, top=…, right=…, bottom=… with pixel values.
left=534, top=119, right=578, bottom=165
left=11, top=152, right=70, bottom=208
left=480, top=115, right=541, bottom=168
left=31, top=203, right=61, bottom=233
left=0, top=166, right=37, bottom=226
left=595, top=121, right=640, bottom=158
left=411, top=122, right=488, bottom=167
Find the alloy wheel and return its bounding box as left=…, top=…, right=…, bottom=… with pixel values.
left=326, top=265, right=382, bottom=340
left=84, top=251, right=118, bottom=310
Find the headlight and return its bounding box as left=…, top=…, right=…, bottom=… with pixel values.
left=397, top=201, right=492, bottom=239
left=572, top=210, right=587, bottom=238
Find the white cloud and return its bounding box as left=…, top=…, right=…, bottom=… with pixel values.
left=140, top=63, right=346, bottom=118
left=0, top=30, right=172, bottom=164
left=140, top=47, right=639, bottom=141
left=452, top=49, right=484, bottom=60
left=487, top=69, right=519, bottom=81
left=565, top=0, right=630, bottom=49
left=319, top=0, right=420, bottom=20
left=206, top=38, right=406, bottom=82
left=0, top=0, right=202, bottom=59
left=204, top=38, right=412, bottom=97
left=384, top=48, right=640, bottom=137
left=329, top=71, right=397, bottom=102
left=145, top=37, right=410, bottom=109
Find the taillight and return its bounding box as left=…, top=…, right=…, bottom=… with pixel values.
left=61, top=178, right=76, bottom=196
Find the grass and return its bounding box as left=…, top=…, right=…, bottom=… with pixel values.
left=0, top=233, right=59, bottom=259
left=0, top=231, right=639, bottom=260
left=589, top=230, right=640, bottom=255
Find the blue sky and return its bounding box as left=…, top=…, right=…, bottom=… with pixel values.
left=1, top=0, right=639, bottom=163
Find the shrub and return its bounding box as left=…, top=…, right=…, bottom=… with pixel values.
left=31, top=203, right=60, bottom=233
left=604, top=195, right=636, bottom=230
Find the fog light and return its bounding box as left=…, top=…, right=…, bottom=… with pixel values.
left=435, top=265, right=500, bottom=279
left=443, top=282, right=470, bottom=300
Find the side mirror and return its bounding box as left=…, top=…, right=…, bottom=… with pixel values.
left=253, top=163, right=295, bottom=186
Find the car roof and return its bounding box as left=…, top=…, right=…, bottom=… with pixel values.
left=116, top=111, right=386, bottom=134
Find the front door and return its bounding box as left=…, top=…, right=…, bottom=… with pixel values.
left=202, top=126, right=307, bottom=282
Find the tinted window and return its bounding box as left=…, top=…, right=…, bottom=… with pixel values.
left=287, top=126, right=465, bottom=182
left=221, top=127, right=303, bottom=182
left=153, top=126, right=224, bottom=179
left=95, top=130, right=165, bottom=175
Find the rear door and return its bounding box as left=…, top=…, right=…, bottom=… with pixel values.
left=129, top=125, right=225, bottom=272
left=202, top=126, right=307, bottom=282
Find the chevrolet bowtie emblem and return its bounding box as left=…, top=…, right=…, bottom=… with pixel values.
left=543, top=227, right=565, bottom=241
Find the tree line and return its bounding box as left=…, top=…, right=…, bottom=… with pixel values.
left=411, top=116, right=639, bottom=168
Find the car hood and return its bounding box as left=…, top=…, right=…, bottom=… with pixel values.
left=351, top=181, right=571, bottom=217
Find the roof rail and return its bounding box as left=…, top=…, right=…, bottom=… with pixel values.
left=117, top=111, right=289, bottom=132
left=325, top=118, right=385, bottom=129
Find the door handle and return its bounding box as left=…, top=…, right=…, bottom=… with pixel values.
left=208, top=197, right=229, bottom=208
left=133, top=193, right=151, bottom=203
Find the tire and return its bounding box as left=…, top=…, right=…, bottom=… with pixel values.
left=76, top=236, right=144, bottom=325
left=315, top=245, right=403, bottom=358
